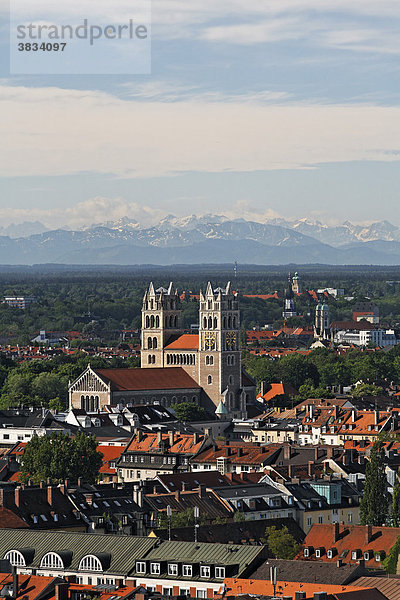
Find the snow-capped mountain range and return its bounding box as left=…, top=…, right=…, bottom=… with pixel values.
left=1, top=215, right=400, bottom=265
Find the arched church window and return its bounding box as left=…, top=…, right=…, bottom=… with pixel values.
left=148, top=337, right=153, bottom=349
left=174, top=315, right=178, bottom=327
left=150, top=315, right=155, bottom=328
left=170, top=315, right=174, bottom=327
left=203, top=317, right=207, bottom=329
left=214, top=318, right=218, bottom=329
left=208, top=317, right=212, bottom=329
left=223, top=317, right=227, bottom=329
left=146, top=316, right=150, bottom=328
left=153, top=337, right=157, bottom=349
left=207, top=375, right=212, bottom=384
left=156, top=316, right=160, bottom=328
left=233, top=317, right=237, bottom=328
left=228, top=316, right=232, bottom=328
left=148, top=355, right=152, bottom=364
left=229, top=375, right=234, bottom=385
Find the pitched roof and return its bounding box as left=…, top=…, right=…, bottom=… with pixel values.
left=352, top=576, right=400, bottom=600
left=144, top=489, right=233, bottom=518
left=0, top=507, right=28, bottom=529
left=222, top=578, right=374, bottom=599
left=96, top=367, right=200, bottom=391
left=298, top=524, right=400, bottom=568
left=258, top=382, right=298, bottom=402
left=0, top=574, right=61, bottom=600
left=164, top=334, right=199, bottom=350
left=193, top=442, right=280, bottom=465
left=124, top=431, right=205, bottom=455
left=249, top=558, right=364, bottom=585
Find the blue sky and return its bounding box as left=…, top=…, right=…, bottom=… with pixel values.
left=1, top=0, right=400, bottom=229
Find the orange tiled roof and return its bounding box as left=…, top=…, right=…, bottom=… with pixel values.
left=96, top=367, right=200, bottom=391
left=258, top=382, right=298, bottom=402
left=194, top=442, right=279, bottom=465
left=126, top=431, right=204, bottom=455
left=164, top=334, right=199, bottom=350
left=298, top=523, right=400, bottom=567
left=222, top=578, right=371, bottom=598
left=97, top=445, right=125, bottom=474
left=243, top=293, right=280, bottom=300
left=0, top=574, right=55, bottom=600
left=0, top=507, right=28, bottom=528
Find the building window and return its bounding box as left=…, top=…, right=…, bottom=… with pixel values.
left=163, top=588, right=173, bottom=596
left=4, top=551, right=26, bottom=567
left=180, top=589, right=190, bottom=596
left=197, top=591, right=207, bottom=598
left=168, top=563, right=178, bottom=576
left=215, top=567, right=225, bottom=579
left=207, top=375, right=212, bottom=384
left=150, top=562, right=160, bottom=575
left=78, top=555, right=103, bottom=572
left=182, top=564, right=192, bottom=577
left=40, top=552, right=64, bottom=569
left=318, top=516, right=323, bottom=524
left=200, top=566, right=211, bottom=578
left=307, top=517, right=312, bottom=526
left=348, top=513, right=353, bottom=523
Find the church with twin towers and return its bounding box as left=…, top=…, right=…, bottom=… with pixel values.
left=141, top=281, right=256, bottom=418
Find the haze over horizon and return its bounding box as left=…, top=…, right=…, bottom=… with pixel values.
left=2, top=0, right=400, bottom=228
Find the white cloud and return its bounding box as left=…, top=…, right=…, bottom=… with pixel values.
left=0, top=197, right=165, bottom=229
left=2, top=84, right=400, bottom=180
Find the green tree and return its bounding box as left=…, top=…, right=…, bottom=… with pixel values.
left=360, top=440, right=388, bottom=526
left=31, top=372, right=67, bottom=406
left=172, top=402, right=206, bottom=422
left=20, top=431, right=103, bottom=484
left=264, top=525, right=300, bottom=559
left=352, top=383, right=383, bottom=399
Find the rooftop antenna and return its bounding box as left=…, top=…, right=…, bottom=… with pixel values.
left=167, top=505, right=172, bottom=541
left=234, top=261, right=237, bottom=278
left=194, top=506, right=200, bottom=542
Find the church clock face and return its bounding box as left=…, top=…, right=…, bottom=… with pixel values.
left=226, top=331, right=237, bottom=349
left=205, top=332, right=216, bottom=350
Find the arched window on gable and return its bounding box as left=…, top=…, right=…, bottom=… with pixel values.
left=4, top=550, right=26, bottom=567
left=78, top=555, right=103, bottom=572
left=40, top=552, right=64, bottom=570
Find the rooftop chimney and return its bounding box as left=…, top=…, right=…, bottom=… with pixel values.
left=198, top=484, right=206, bottom=498
left=14, top=487, right=21, bottom=508
left=85, top=493, right=93, bottom=506
left=333, top=521, right=340, bottom=543
left=12, top=567, right=18, bottom=600
left=47, top=485, right=53, bottom=507
left=193, top=432, right=199, bottom=445
left=366, top=524, right=373, bottom=544
left=308, top=461, right=314, bottom=477
left=374, top=411, right=379, bottom=426
left=169, top=430, right=175, bottom=447
left=55, top=582, right=69, bottom=600
left=157, top=431, right=163, bottom=447
left=352, top=409, right=357, bottom=422
left=283, top=445, right=292, bottom=460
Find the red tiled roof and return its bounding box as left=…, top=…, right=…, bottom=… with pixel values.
left=258, top=382, right=298, bottom=402
left=194, top=442, right=279, bottom=465
left=298, top=523, right=400, bottom=567
left=0, top=507, right=28, bottom=528
left=243, top=293, right=280, bottom=300
left=126, top=431, right=204, bottom=455
left=96, top=367, right=200, bottom=391
left=222, top=578, right=373, bottom=599
left=97, top=445, right=125, bottom=474
left=0, top=574, right=54, bottom=600
left=164, top=334, right=199, bottom=350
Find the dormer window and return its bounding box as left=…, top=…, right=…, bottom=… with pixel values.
left=200, top=566, right=211, bottom=578
left=79, top=555, right=103, bottom=572
left=150, top=562, right=160, bottom=575
left=364, top=550, right=373, bottom=561
left=168, top=563, right=178, bottom=576
left=4, top=551, right=26, bottom=567
left=215, top=567, right=225, bottom=579
left=40, top=552, right=64, bottom=569
left=136, top=561, right=146, bottom=574
left=327, top=548, right=336, bottom=559
left=351, top=550, right=361, bottom=560
left=315, top=548, right=324, bottom=558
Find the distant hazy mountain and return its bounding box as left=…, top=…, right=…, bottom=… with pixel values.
left=0, top=221, right=48, bottom=238
left=1, top=216, right=400, bottom=265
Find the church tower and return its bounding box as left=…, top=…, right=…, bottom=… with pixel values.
left=141, top=282, right=182, bottom=367
left=292, top=271, right=301, bottom=294
left=198, top=282, right=245, bottom=418
left=314, top=300, right=330, bottom=341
